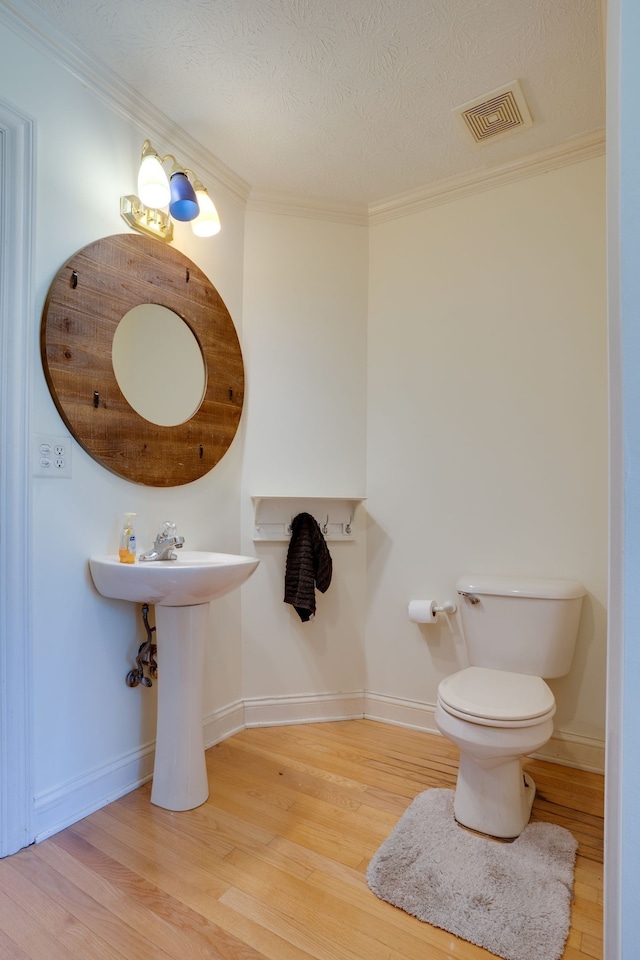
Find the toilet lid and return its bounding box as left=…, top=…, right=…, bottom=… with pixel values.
left=438, top=667, right=555, bottom=722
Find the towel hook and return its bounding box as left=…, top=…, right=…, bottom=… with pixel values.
left=322, top=515, right=329, bottom=535
left=344, top=514, right=352, bottom=535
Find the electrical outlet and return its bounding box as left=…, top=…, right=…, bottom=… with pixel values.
left=34, top=434, right=72, bottom=478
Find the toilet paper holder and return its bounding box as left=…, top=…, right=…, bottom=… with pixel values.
left=408, top=599, right=457, bottom=623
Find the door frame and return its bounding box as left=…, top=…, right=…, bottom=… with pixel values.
left=0, top=97, right=35, bottom=857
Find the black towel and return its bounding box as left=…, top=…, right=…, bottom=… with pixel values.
left=284, top=512, right=332, bottom=622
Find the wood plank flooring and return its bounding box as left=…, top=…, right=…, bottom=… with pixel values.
left=0, top=720, right=604, bottom=960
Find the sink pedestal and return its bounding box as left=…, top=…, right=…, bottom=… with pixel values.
left=151, top=603, right=209, bottom=811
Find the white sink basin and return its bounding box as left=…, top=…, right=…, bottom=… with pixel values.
left=89, top=550, right=260, bottom=607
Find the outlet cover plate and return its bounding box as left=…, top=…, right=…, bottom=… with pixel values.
left=34, top=433, right=72, bottom=478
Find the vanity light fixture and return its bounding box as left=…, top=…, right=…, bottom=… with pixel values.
left=120, top=139, right=221, bottom=243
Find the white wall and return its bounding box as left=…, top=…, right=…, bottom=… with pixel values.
left=240, top=212, right=368, bottom=707
left=366, top=158, right=608, bottom=756
left=0, top=18, right=248, bottom=838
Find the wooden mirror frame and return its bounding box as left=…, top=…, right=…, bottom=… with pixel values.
left=41, top=234, right=244, bottom=487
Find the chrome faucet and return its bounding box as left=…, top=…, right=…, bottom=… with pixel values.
left=139, top=521, right=185, bottom=561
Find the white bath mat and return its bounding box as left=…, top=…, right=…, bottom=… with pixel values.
left=366, top=788, right=577, bottom=960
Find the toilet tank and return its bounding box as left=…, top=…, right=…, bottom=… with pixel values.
left=456, top=575, right=586, bottom=678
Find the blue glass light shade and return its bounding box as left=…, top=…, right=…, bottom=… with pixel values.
left=169, top=172, right=199, bottom=221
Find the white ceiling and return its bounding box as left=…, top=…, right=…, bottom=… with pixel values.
left=28, top=0, right=604, bottom=207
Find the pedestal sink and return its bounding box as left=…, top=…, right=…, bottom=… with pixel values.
left=89, top=551, right=259, bottom=811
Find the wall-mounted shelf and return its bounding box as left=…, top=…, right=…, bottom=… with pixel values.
left=252, top=496, right=366, bottom=542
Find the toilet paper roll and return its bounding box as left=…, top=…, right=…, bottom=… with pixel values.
left=408, top=600, right=438, bottom=623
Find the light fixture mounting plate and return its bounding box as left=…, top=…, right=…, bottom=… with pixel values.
left=120, top=195, right=173, bottom=242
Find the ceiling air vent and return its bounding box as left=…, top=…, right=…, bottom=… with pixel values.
left=453, top=80, right=533, bottom=144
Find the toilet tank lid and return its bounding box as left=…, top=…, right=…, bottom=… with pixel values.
left=456, top=575, right=586, bottom=600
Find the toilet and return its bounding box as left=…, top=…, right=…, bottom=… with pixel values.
left=434, top=575, right=585, bottom=839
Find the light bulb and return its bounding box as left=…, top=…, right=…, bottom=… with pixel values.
left=192, top=187, right=221, bottom=237
left=137, top=150, right=170, bottom=208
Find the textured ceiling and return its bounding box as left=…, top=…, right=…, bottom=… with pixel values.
left=28, top=0, right=604, bottom=206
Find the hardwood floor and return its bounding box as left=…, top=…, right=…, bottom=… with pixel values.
left=0, top=720, right=603, bottom=960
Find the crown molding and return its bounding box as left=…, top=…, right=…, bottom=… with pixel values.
left=368, top=129, right=606, bottom=224
left=246, top=130, right=605, bottom=225
left=0, top=2, right=605, bottom=224
left=0, top=0, right=251, bottom=206
left=247, top=191, right=368, bottom=226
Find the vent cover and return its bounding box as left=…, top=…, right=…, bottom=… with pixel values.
left=453, top=80, right=533, bottom=144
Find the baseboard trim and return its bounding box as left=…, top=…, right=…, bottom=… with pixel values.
left=203, top=699, right=246, bottom=749
left=364, top=690, right=605, bottom=774
left=530, top=730, right=606, bottom=774
left=364, top=690, right=441, bottom=734
left=33, top=689, right=604, bottom=842
left=34, top=742, right=155, bottom=843
left=34, top=700, right=245, bottom=842
left=244, top=691, right=365, bottom=727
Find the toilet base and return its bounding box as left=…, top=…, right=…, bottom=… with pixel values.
left=454, top=753, right=536, bottom=839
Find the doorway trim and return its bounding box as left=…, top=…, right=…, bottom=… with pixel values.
left=0, top=98, right=35, bottom=856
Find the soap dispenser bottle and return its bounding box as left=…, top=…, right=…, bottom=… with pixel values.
left=119, top=512, right=138, bottom=564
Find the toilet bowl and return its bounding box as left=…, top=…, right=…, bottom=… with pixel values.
left=434, top=576, right=585, bottom=839
left=435, top=666, right=556, bottom=838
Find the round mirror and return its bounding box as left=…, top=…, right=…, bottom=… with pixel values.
left=40, top=234, right=244, bottom=487
left=112, top=304, right=206, bottom=427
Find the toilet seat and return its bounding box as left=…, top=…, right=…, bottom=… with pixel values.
left=438, top=666, right=556, bottom=728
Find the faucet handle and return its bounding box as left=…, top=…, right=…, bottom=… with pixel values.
left=158, top=520, right=184, bottom=550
